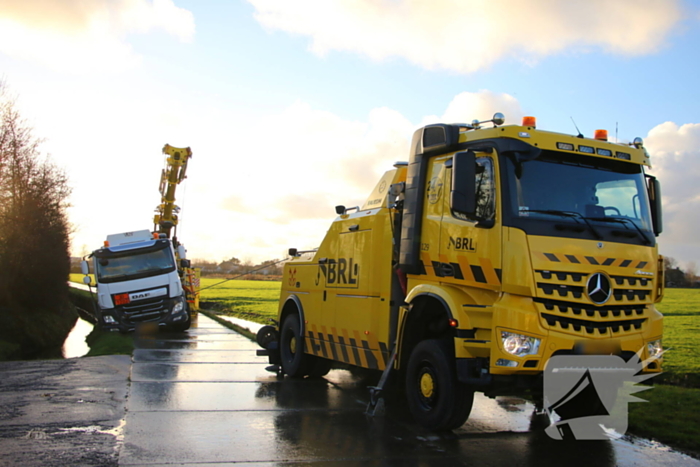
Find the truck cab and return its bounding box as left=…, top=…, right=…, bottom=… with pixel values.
left=82, top=230, right=190, bottom=332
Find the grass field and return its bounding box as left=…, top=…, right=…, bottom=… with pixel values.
left=654, top=289, right=700, bottom=387
left=198, top=277, right=281, bottom=324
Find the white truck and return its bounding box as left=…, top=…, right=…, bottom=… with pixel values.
left=81, top=229, right=191, bottom=332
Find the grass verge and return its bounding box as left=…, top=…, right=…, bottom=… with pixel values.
left=84, top=327, right=134, bottom=357
left=198, top=309, right=256, bottom=342
left=628, top=384, right=700, bottom=456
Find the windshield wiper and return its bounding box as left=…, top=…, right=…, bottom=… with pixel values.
left=585, top=216, right=652, bottom=245
left=520, top=209, right=603, bottom=240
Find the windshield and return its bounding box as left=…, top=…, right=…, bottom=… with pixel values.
left=503, top=151, right=654, bottom=245
left=95, top=243, right=176, bottom=283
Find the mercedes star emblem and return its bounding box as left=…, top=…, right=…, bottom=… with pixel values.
left=587, top=272, right=612, bottom=305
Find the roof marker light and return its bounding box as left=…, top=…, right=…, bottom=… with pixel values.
left=522, top=116, right=536, bottom=128
left=594, top=129, right=608, bottom=141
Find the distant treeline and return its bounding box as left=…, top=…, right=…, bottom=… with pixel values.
left=190, top=257, right=284, bottom=278
left=664, top=257, right=700, bottom=288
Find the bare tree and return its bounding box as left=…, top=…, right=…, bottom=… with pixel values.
left=685, top=261, right=697, bottom=285
left=0, top=81, right=73, bottom=357
left=664, top=256, right=677, bottom=270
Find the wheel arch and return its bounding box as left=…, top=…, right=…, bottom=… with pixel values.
left=398, top=291, right=455, bottom=369
left=280, top=294, right=305, bottom=336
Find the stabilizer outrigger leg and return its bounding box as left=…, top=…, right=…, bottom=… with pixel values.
left=366, top=342, right=399, bottom=417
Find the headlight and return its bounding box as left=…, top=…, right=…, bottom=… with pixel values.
left=103, top=315, right=117, bottom=324
left=647, top=339, right=663, bottom=358
left=172, top=300, right=184, bottom=314
left=501, top=331, right=541, bottom=357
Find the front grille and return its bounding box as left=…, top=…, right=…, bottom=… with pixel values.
left=121, top=297, right=169, bottom=324
left=535, top=270, right=653, bottom=305
left=534, top=268, right=653, bottom=337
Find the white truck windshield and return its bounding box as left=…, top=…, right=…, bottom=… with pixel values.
left=95, top=244, right=176, bottom=283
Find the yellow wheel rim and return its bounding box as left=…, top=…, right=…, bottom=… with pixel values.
left=420, top=372, right=434, bottom=399
left=289, top=336, right=297, bottom=354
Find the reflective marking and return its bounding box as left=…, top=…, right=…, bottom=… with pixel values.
left=321, top=325, right=333, bottom=358
left=353, top=330, right=369, bottom=368
left=479, top=257, right=501, bottom=285
left=361, top=340, right=378, bottom=370
left=457, top=256, right=476, bottom=282
left=348, top=338, right=361, bottom=366
left=329, top=327, right=340, bottom=361
left=336, top=335, right=350, bottom=363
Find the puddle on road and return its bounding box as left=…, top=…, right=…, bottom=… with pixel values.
left=62, top=317, right=93, bottom=358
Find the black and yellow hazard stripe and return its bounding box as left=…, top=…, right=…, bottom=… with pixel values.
left=417, top=252, right=502, bottom=286
left=304, top=324, right=389, bottom=370
left=537, top=252, right=649, bottom=269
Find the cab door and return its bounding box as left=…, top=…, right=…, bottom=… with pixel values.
left=439, top=151, right=502, bottom=293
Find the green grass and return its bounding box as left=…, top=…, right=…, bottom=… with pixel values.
left=654, top=289, right=700, bottom=387
left=628, top=384, right=700, bottom=455
left=84, top=328, right=134, bottom=357
left=198, top=278, right=281, bottom=324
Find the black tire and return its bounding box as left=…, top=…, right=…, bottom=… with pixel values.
left=280, top=314, right=312, bottom=377
left=256, top=325, right=278, bottom=349
left=307, top=357, right=333, bottom=378
left=405, top=339, right=474, bottom=431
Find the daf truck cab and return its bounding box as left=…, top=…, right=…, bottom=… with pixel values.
left=81, top=230, right=191, bottom=332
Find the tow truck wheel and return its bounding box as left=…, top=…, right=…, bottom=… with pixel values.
left=406, top=339, right=474, bottom=431
left=280, top=314, right=312, bottom=377
left=307, top=357, right=332, bottom=378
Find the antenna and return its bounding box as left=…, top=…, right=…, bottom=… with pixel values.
left=570, top=117, right=583, bottom=138
left=615, top=122, right=618, bottom=143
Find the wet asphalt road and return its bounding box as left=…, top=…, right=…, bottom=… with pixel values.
left=121, top=314, right=700, bottom=466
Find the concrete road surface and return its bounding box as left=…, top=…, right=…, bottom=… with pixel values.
left=119, top=314, right=700, bottom=466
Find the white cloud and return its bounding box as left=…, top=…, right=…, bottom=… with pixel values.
left=0, top=0, right=195, bottom=73
left=645, top=122, right=700, bottom=266
left=39, top=87, right=518, bottom=263
left=248, top=0, right=682, bottom=74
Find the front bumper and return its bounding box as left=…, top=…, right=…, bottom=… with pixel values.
left=98, top=296, right=188, bottom=332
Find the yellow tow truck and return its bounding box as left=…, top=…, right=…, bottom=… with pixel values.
left=258, top=113, right=664, bottom=430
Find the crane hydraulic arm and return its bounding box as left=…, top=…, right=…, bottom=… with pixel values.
left=153, top=144, right=200, bottom=309
left=154, top=144, right=192, bottom=238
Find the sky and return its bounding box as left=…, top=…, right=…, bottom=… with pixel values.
left=1, top=0, right=699, bottom=268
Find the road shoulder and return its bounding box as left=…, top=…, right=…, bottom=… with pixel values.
left=0, top=355, right=131, bottom=467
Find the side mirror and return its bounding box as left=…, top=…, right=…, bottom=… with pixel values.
left=450, top=151, right=477, bottom=217
left=83, top=275, right=92, bottom=285
left=80, top=260, right=89, bottom=275
left=648, top=176, right=663, bottom=236
left=335, top=205, right=345, bottom=215
left=177, top=245, right=187, bottom=260
left=288, top=248, right=298, bottom=257
left=180, top=259, right=191, bottom=268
